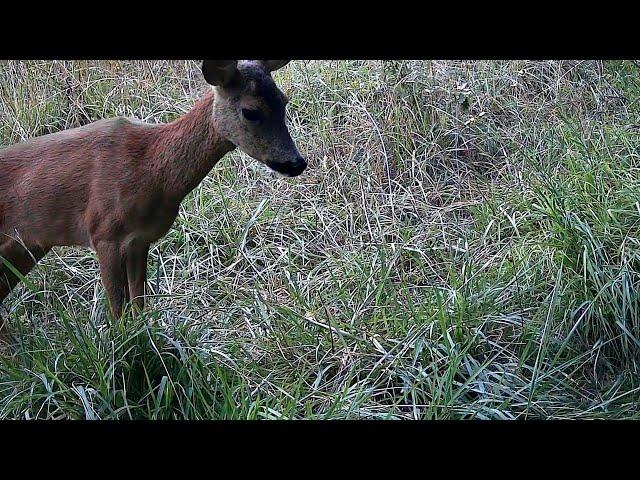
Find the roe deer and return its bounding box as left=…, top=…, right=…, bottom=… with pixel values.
left=0, top=60, right=306, bottom=331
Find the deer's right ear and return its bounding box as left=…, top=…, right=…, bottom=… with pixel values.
left=201, top=60, right=239, bottom=87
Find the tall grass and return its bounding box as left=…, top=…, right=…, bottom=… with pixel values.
left=1, top=60, right=639, bottom=419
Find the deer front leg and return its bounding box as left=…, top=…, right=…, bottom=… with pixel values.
left=95, top=241, right=127, bottom=320
left=126, top=242, right=149, bottom=314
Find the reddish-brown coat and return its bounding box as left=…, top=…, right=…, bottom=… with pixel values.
left=0, top=90, right=234, bottom=317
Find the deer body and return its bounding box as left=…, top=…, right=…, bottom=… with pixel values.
left=0, top=60, right=306, bottom=324
left=2, top=93, right=229, bottom=249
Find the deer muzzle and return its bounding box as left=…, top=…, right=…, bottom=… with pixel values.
left=267, top=156, right=308, bottom=177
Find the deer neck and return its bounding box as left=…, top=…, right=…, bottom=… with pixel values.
left=151, top=89, right=235, bottom=202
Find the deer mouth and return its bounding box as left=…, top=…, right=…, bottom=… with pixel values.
left=266, top=159, right=307, bottom=177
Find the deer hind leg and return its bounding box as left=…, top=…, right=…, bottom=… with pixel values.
left=126, top=242, right=149, bottom=314
left=95, top=241, right=128, bottom=320
left=0, top=241, right=50, bottom=304
left=0, top=241, right=50, bottom=336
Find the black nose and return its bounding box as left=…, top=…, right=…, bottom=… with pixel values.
left=289, top=157, right=308, bottom=177
left=268, top=157, right=308, bottom=177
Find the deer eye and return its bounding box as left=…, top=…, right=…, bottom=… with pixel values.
left=242, top=108, right=261, bottom=122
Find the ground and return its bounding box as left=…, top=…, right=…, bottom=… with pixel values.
left=0, top=60, right=639, bottom=419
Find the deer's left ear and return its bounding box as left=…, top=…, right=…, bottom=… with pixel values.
left=259, top=60, right=291, bottom=72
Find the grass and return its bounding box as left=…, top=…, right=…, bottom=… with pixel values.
left=1, top=60, right=640, bottom=419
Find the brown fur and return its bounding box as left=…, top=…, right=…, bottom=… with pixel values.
left=0, top=60, right=306, bottom=324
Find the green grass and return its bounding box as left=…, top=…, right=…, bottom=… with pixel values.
left=1, top=60, right=640, bottom=419
left=0, top=311, right=248, bottom=419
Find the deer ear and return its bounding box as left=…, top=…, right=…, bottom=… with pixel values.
left=201, top=60, right=239, bottom=87
left=259, top=60, right=291, bottom=72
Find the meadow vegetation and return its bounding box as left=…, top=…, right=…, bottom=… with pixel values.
left=0, top=60, right=639, bottom=419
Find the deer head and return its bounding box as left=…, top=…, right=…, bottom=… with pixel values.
left=202, top=60, right=307, bottom=177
